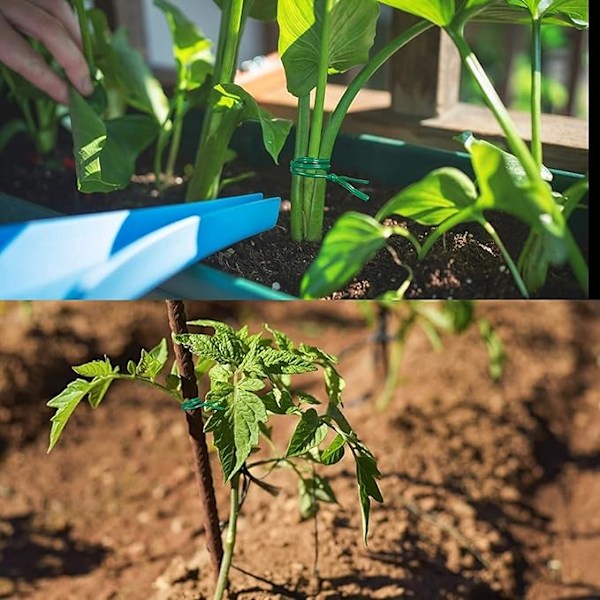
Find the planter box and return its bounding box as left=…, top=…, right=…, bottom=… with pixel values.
left=0, top=118, right=587, bottom=300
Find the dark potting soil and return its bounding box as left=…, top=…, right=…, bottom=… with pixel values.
left=0, top=135, right=585, bottom=299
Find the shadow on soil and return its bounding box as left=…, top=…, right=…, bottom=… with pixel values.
left=0, top=512, right=108, bottom=594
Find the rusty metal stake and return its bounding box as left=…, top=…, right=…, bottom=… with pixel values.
left=166, top=300, right=224, bottom=582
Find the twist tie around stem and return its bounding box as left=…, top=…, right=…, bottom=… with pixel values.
left=181, top=397, right=226, bottom=411
left=290, top=157, right=370, bottom=201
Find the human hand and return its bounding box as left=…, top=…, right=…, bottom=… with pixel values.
left=0, top=0, right=93, bottom=104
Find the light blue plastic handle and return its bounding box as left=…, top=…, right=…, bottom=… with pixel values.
left=0, top=193, right=280, bottom=299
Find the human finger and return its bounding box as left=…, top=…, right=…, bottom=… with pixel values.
left=28, top=0, right=83, bottom=48
left=0, top=0, right=92, bottom=97
left=0, top=11, right=69, bottom=103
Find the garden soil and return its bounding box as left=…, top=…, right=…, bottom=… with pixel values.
left=0, top=139, right=585, bottom=300
left=1, top=301, right=599, bottom=599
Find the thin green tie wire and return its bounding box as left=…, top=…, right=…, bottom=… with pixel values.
left=181, top=397, right=226, bottom=411
left=290, top=157, right=370, bottom=202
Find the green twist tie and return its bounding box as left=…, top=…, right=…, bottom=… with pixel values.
left=181, top=397, right=225, bottom=411
left=290, top=157, right=370, bottom=202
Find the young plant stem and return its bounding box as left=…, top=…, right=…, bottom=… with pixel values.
left=291, top=95, right=311, bottom=241
left=165, top=91, right=186, bottom=178
left=301, top=0, right=333, bottom=242
left=186, top=0, right=246, bottom=201
left=478, top=217, right=530, bottom=298
left=446, top=28, right=541, bottom=185
left=418, top=208, right=475, bottom=259
left=320, top=19, right=433, bottom=157
left=530, top=18, right=543, bottom=167
left=293, top=19, right=432, bottom=241
left=213, top=473, right=241, bottom=600
left=72, top=0, right=95, bottom=71
left=165, top=300, right=224, bottom=584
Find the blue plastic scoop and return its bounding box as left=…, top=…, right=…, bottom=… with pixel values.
left=0, top=193, right=280, bottom=299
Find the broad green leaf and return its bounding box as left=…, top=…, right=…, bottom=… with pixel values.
left=377, top=168, right=478, bottom=225
left=320, top=433, right=346, bottom=465
left=204, top=383, right=268, bottom=481
left=72, top=357, right=115, bottom=378
left=354, top=449, right=383, bottom=542
left=112, top=28, right=170, bottom=123
left=286, top=409, right=329, bottom=457
left=212, top=0, right=278, bottom=21
left=69, top=88, right=158, bottom=193
left=301, top=212, right=392, bottom=299
left=377, top=0, right=455, bottom=26
left=488, top=0, right=589, bottom=27
left=47, top=380, right=91, bottom=452
left=464, top=136, right=566, bottom=248
left=278, top=0, right=380, bottom=96
left=154, top=0, right=214, bottom=89
left=212, top=84, right=292, bottom=164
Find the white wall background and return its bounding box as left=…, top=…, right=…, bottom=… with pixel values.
left=141, top=0, right=268, bottom=69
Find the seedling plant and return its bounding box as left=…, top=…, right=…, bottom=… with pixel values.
left=354, top=300, right=505, bottom=410
left=46, top=319, right=382, bottom=599
left=299, top=0, right=588, bottom=299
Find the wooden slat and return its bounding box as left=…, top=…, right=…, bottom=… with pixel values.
left=108, top=0, right=148, bottom=57
left=240, top=53, right=588, bottom=174
left=389, top=12, right=460, bottom=118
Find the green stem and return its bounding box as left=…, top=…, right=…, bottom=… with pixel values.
left=418, top=208, right=475, bottom=259
left=531, top=18, right=543, bottom=166
left=72, top=0, right=95, bottom=71
left=117, top=374, right=183, bottom=402
left=303, top=0, right=334, bottom=242
left=186, top=0, right=246, bottom=201
left=166, top=91, right=186, bottom=178
left=479, top=217, right=530, bottom=298
left=291, top=95, right=311, bottom=241
left=321, top=19, right=433, bottom=158
left=213, top=473, right=241, bottom=600
left=564, top=227, right=589, bottom=296
left=447, top=28, right=541, bottom=185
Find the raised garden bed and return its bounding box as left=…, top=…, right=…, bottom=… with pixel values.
left=0, top=117, right=588, bottom=299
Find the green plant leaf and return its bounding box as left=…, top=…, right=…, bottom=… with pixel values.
left=47, top=380, right=91, bottom=452
left=354, top=448, right=383, bottom=542
left=278, top=0, right=380, bottom=96
left=377, top=0, right=455, bottom=26
left=298, top=474, right=338, bottom=519
left=260, top=347, right=318, bottom=374
left=464, top=135, right=566, bottom=250
left=72, top=357, right=115, bottom=378
left=87, top=376, right=115, bottom=409
left=204, top=383, right=268, bottom=481
left=111, top=28, right=170, bottom=123
left=286, top=408, right=329, bottom=457
left=480, top=0, right=589, bottom=27
left=301, top=212, right=392, bottom=299
left=212, top=0, right=278, bottom=21
left=69, top=88, right=158, bottom=193
left=377, top=168, right=479, bottom=225
left=136, top=339, right=169, bottom=380
left=0, top=119, right=27, bottom=152
left=320, top=433, right=346, bottom=465
left=212, top=84, right=292, bottom=164
left=177, top=320, right=246, bottom=366
left=263, top=388, right=297, bottom=415
left=154, top=0, right=214, bottom=89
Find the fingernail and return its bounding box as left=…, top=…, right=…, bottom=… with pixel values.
left=80, top=76, right=94, bottom=96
